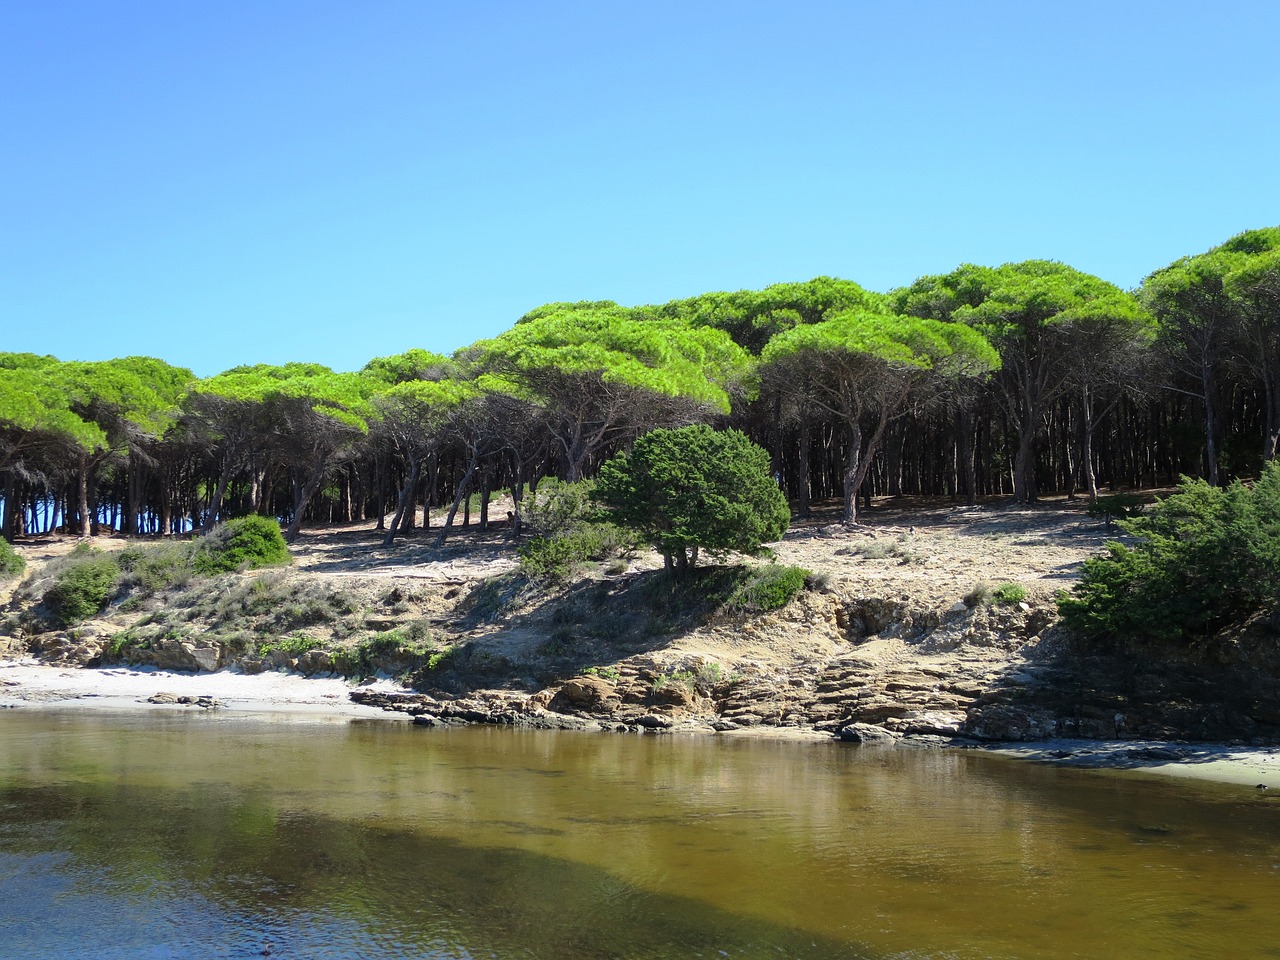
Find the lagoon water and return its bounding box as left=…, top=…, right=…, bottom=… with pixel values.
left=2, top=712, right=1279, bottom=959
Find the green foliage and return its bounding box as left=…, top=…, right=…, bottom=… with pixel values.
left=116, top=541, right=194, bottom=593
left=43, top=546, right=121, bottom=626
left=517, top=479, right=634, bottom=581
left=1088, top=493, right=1146, bottom=525
left=992, top=582, right=1027, bottom=605
left=1058, top=464, right=1280, bottom=645
left=191, top=516, right=291, bottom=574
left=479, top=309, right=750, bottom=414
left=518, top=524, right=633, bottom=581
left=0, top=538, right=24, bottom=579
left=258, top=632, right=320, bottom=656
left=594, top=425, right=790, bottom=573
left=723, top=565, right=810, bottom=614
left=522, top=480, right=603, bottom=536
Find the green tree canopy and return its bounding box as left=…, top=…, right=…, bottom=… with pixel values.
left=762, top=309, right=999, bottom=522
left=593, top=425, right=790, bottom=574
left=900, top=261, right=1151, bottom=502
left=190, top=363, right=377, bottom=540
left=475, top=307, right=752, bottom=481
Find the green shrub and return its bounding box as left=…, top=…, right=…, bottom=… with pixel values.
left=1088, top=493, right=1146, bottom=525
left=191, top=516, right=291, bottom=575
left=43, top=547, right=121, bottom=626
left=1059, top=465, right=1280, bottom=645
left=992, top=582, right=1027, bottom=605
left=723, top=564, right=809, bottom=614
left=518, top=522, right=632, bottom=581
left=522, top=479, right=604, bottom=537
left=0, top=538, right=24, bottom=580
left=594, top=425, right=790, bottom=574
left=116, top=541, right=194, bottom=593
left=258, top=632, right=320, bottom=656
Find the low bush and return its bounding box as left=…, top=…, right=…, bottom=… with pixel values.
left=992, top=582, right=1027, bottom=605
left=0, top=539, right=24, bottom=580
left=1059, top=465, right=1280, bottom=646
left=723, top=564, right=810, bottom=614
left=43, top=546, right=121, bottom=626
left=191, top=516, right=291, bottom=575
left=258, top=632, right=320, bottom=656
left=518, top=522, right=633, bottom=581
left=116, top=541, right=194, bottom=593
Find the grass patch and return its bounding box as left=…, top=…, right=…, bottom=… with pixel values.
left=992, top=582, right=1028, bottom=605
left=723, top=565, right=810, bottom=614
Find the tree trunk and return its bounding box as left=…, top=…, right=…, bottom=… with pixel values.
left=382, top=460, right=421, bottom=547
left=78, top=454, right=91, bottom=537
left=1202, top=356, right=1221, bottom=486
left=957, top=408, right=977, bottom=507
left=284, top=472, right=323, bottom=542
left=796, top=419, right=812, bottom=518
left=841, top=422, right=864, bottom=524
left=1013, top=412, right=1038, bottom=503
left=434, top=453, right=479, bottom=547
left=1080, top=384, right=1100, bottom=502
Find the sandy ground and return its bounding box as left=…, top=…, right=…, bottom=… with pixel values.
left=0, top=658, right=405, bottom=720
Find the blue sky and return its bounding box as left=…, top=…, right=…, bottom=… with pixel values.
left=4, top=1, right=1278, bottom=377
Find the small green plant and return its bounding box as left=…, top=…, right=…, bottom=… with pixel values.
left=108, top=629, right=149, bottom=657
left=258, top=632, right=320, bottom=656
left=693, top=661, right=723, bottom=692
left=43, top=546, right=121, bottom=626
left=723, top=564, right=809, bottom=614
left=992, top=582, right=1028, bottom=605
left=0, top=538, right=25, bottom=580
left=583, top=665, right=621, bottom=681
left=424, top=647, right=456, bottom=672
left=191, top=515, right=291, bottom=575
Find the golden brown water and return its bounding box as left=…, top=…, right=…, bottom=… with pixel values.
left=2, top=711, right=1279, bottom=959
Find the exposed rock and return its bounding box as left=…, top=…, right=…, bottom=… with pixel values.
left=838, top=722, right=900, bottom=744
left=146, top=692, right=221, bottom=709
left=548, top=675, right=618, bottom=713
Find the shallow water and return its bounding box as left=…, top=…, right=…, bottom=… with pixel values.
left=1, top=712, right=1279, bottom=959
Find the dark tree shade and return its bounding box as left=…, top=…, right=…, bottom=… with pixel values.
left=593, top=425, right=790, bottom=573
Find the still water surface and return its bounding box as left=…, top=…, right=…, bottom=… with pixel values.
left=1, top=711, right=1279, bottom=959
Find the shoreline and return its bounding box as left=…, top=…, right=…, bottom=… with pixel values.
left=0, top=658, right=402, bottom=721
left=5, top=659, right=1280, bottom=787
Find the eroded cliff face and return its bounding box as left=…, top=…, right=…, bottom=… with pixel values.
left=6, top=502, right=1280, bottom=744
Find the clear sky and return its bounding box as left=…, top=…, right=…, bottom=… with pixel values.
left=4, top=1, right=1278, bottom=377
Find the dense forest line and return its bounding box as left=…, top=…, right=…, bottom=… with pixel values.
left=2, top=226, right=1278, bottom=544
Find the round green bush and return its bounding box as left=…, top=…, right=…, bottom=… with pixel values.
left=191, top=515, right=291, bottom=574
left=0, top=538, right=24, bottom=580
left=44, top=551, right=121, bottom=626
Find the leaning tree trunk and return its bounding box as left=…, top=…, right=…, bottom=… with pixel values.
left=284, top=472, right=324, bottom=543
left=434, top=451, right=479, bottom=547
left=382, top=459, right=420, bottom=546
